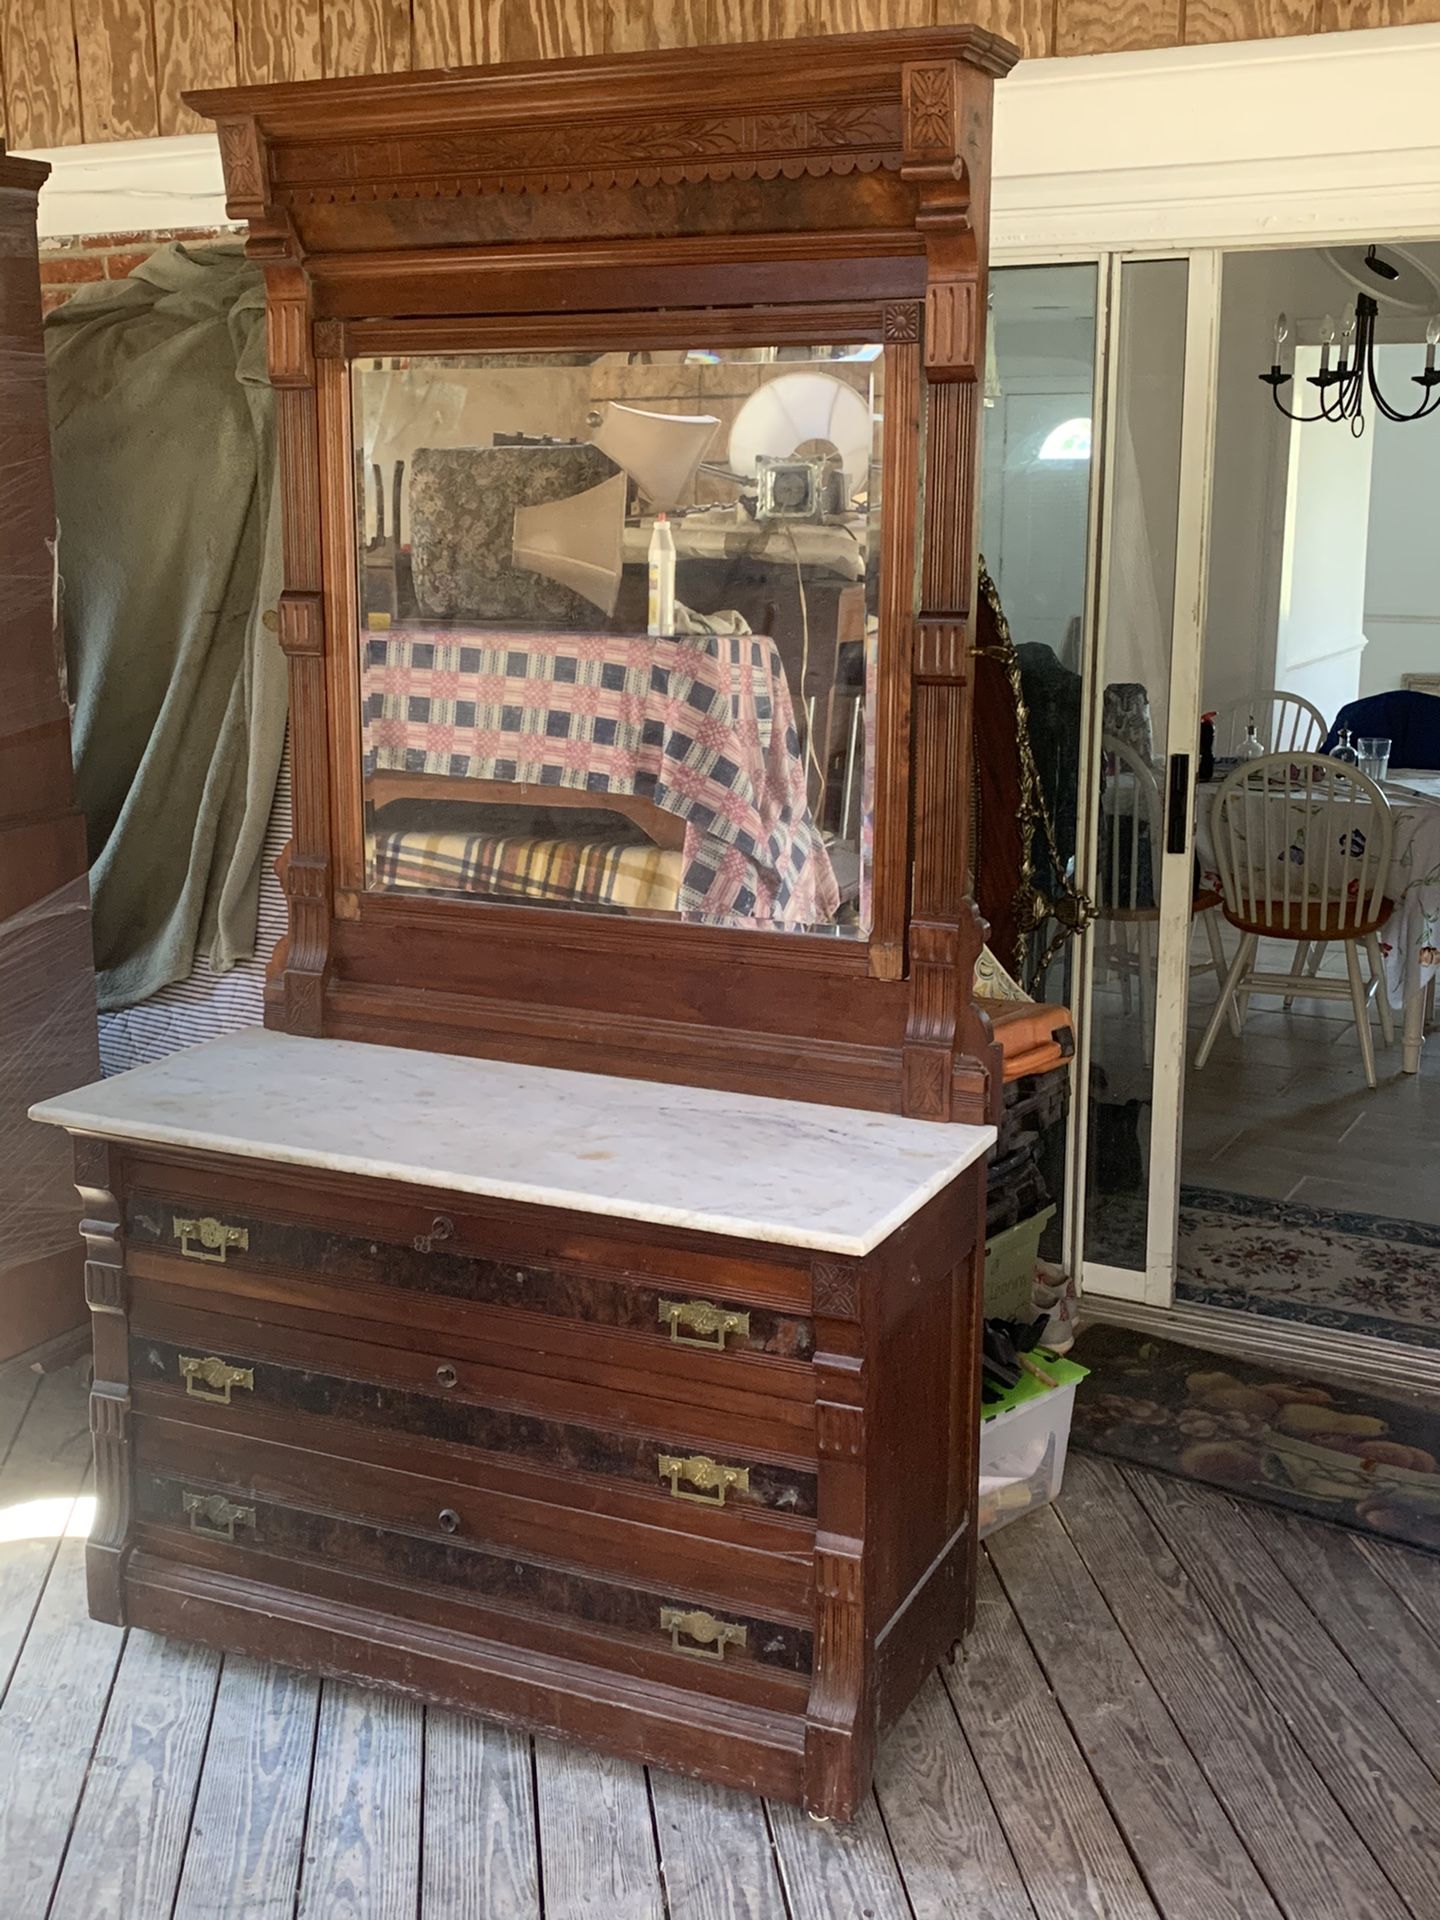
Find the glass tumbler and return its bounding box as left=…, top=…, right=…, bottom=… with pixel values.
left=1358, top=737, right=1392, bottom=782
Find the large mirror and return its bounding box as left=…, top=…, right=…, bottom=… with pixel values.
left=352, top=345, right=884, bottom=935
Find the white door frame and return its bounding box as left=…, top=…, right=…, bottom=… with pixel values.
left=1059, top=249, right=1222, bottom=1308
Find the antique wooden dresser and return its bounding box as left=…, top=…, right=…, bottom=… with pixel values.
left=33, top=26, right=1017, bottom=1820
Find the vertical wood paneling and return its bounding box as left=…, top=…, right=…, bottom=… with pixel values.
left=324, top=0, right=412, bottom=76
left=235, top=0, right=323, bottom=84
left=1185, top=0, right=1316, bottom=42
left=477, top=0, right=604, bottom=60
left=1054, top=0, right=1180, bottom=52
left=937, top=0, right=1051, bottom=57
left=2, top=0, right=84, bottom=147
left=413, top=0, right=475, bottom=65
left=605, top=0, right=710, bottom=50
left=154, top=0, right=235, bottom=135
left=72, top=0, right=160, bottom=138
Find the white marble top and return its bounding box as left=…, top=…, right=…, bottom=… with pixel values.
left=31, top=1029, right=994, bottom=1257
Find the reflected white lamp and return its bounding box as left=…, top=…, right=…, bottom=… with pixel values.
left=511, top=471, right=628, bottom=616
left=727, top=372, right=873, bottom=496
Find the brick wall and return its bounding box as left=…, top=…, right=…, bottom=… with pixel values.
left=39, top=227, right=239, bottom=315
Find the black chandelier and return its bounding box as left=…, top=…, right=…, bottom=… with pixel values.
left=1260, top=245, right=1440, bottom=435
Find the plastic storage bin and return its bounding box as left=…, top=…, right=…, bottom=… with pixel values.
left=982, top=1203, right=1056, bottom=1320
left=979, top=1350, right=1088, bottom=1538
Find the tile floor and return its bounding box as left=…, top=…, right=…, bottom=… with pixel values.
left=1179, top=931, right=1440, bottom=1226
left=1087, top=919, right=1438, bottom=1224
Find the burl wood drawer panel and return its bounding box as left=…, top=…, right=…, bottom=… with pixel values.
left=127, top=1316, right=817, bottom=1515
left=133, top=1464, right=812, bottom=1713
left=133, top=1404, right=811, bottom=1615
left=123, top=1169, right=815, bottom=1455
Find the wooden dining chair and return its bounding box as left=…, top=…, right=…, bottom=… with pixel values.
left=1213, top=690, right=1327, bottom=758
left=1195, top=753, right=1396, bottom=1088
left=1097, top=734, right=1233, bottom=1065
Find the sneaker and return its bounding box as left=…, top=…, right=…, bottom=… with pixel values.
left=1032, top=1260, right=1078, bottom=1354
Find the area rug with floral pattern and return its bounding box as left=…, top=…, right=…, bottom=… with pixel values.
left=1173, top=1187, right=1440, bottom=1351
left=1070, top=1324, right=1440, bottom=1555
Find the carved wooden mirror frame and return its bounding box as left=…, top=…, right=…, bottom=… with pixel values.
left=191, top=25, right=1018, bottom=1124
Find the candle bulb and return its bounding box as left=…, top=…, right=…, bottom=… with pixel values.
left=1427, top=314, right=1439, bottom=372
left=1319, top=313, right=1335, bottom=377
left=1272, top=310, right=1289, bottom=360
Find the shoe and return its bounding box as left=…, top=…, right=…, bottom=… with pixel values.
left=1032, top=1260, right=1077, bottom=1354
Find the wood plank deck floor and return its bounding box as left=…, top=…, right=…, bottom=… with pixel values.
left=3, top=1359, right=1437, bottom=1920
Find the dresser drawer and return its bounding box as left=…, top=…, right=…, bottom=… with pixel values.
left=129, top=1325, right=818, bottom=1522
left=134, top=1465, right=813, bottom=1713
left=133, top=1407, right=811, bottom=1616
left=124, top=1178, right=815, bottom=1449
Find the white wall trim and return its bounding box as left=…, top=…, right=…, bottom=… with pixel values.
left=21, top=24, right=1440, bottom=256
left=25, top=133, right=230, bottom=241
left=992, top=24, right=1440, bottom=260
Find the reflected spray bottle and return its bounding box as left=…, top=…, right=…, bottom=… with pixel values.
left=647, top=513, right=676, bottom=638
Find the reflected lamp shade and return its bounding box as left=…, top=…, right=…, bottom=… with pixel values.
left=589, top=403, right=719, bottom=509
left=511, top=471, right=628, bottom=617
left=727, top=372, right=873, bottom=494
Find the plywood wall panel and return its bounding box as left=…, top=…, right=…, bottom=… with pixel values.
left=4, top=0, right=1428, bottom=147
left=606, top=0, right=710, bottom=50
left=1317, top=0, right=1399, bottom=18
left=235, top=0, right=323, bottom=84
left=708, top=1, right=809, bottom=41
left=324, top=0, right=413, bottom=74
left=822, top=0, right=937, bottom=30
left=1186, top=0, right=1315, bottom=40
left=1054, top=0, right=1178, bottom=50
left=413, top=0, right=475, bottom=64
left=937, top=0, right=1049, bottom=59
left=73, top=0, right=161, bottom=138
left=155, top=0, right=235, bottom=134
left=477, top=0, right=605, bottom=59
left=3, top=0, right=84, bottom=147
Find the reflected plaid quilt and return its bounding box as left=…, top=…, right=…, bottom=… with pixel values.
left=362, top=629, right=838, bottom=926
left=368, top=828, right=682, bottom=912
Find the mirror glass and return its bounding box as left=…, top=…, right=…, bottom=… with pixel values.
left=353, top=345, right=884, bottom=934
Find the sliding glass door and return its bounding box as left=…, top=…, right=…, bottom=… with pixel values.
left=985, top=253, right=1222, bottom=1304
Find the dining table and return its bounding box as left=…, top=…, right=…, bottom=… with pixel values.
left=1193, top=768, right=1440, bottom=1073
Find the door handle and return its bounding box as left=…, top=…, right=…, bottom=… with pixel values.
left=1166, top=753, right=1191, bottom=854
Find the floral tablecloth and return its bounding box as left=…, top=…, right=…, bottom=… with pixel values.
left=1194, top=775, right=1440, bottom=1010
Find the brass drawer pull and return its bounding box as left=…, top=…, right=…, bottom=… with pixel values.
left=435, top=1363, right=458, bottom=1389
left=657, top=1452, right=751, bottom=1507
left=179, top=1355, right=254, bottom=1406
left=438, top=1508, right=461, bottom=1535
left=182, top=1492, right=256, bottom=1543
left=659, top=1606, right=748, bottom=1662
left=658, top=1298, right=751, bottom=1350
left=172, top=1215, right=250, bottom=1265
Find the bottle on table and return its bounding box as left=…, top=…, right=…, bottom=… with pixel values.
left=647, top=513, right=676, bottom=637
left=1240, top=716, right=1267, bottom=760
left=1331, top=727, right=1359, bottom=766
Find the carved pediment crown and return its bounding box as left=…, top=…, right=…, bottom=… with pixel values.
left=189, top=26, right=1018, bottom=218
left=269, top=103, right=906, bottom=205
